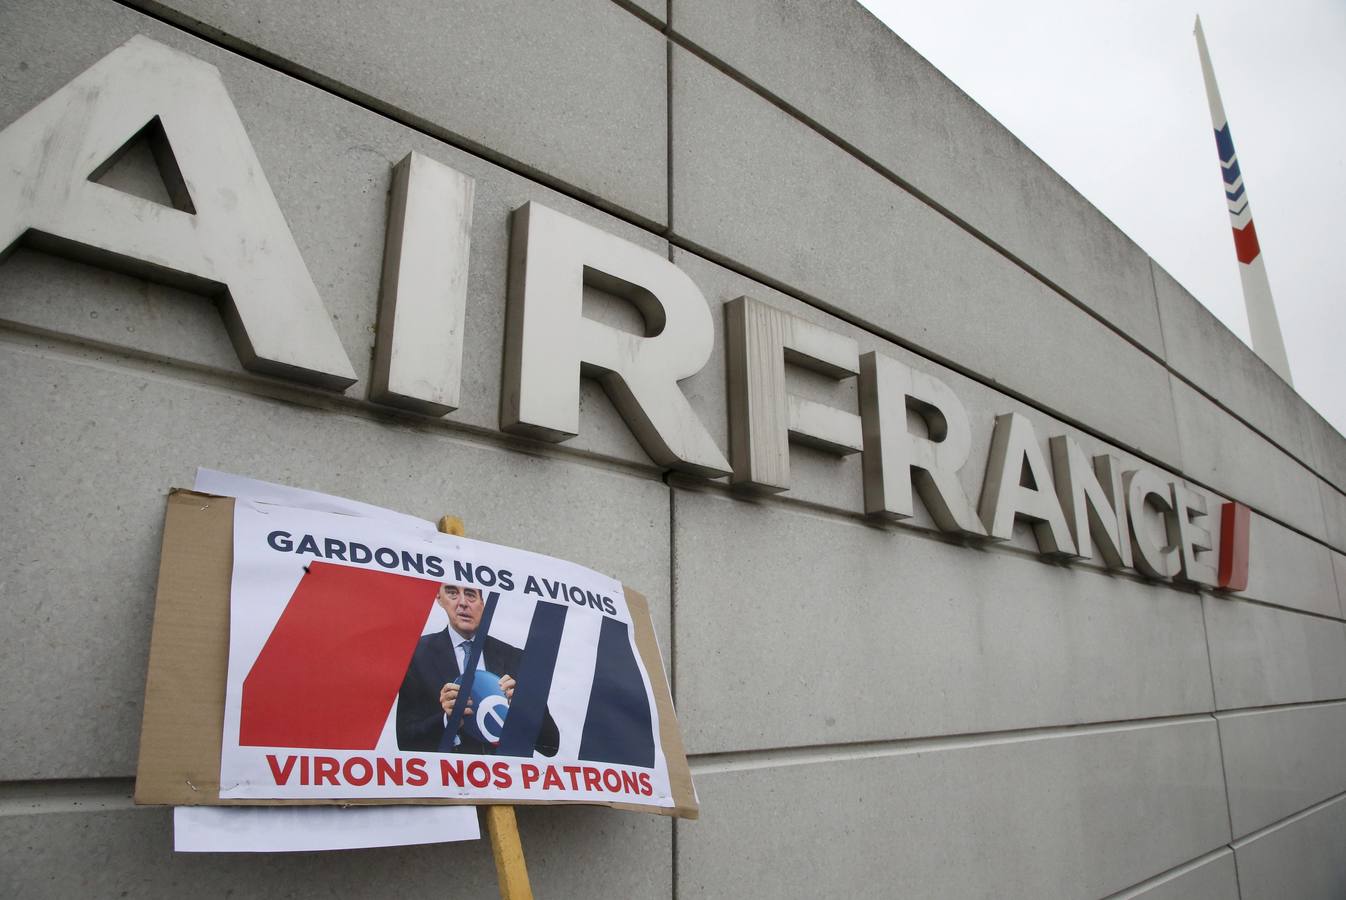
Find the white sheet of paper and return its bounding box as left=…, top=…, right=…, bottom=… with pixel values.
left=185, top=469, right=480, bottom=853
left=194, top=468, right=436, bottom=535
left=173, top=805, right=479, bottom=853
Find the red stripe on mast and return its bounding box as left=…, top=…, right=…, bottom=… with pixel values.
left=1232, top=220, right=1261, bottom=265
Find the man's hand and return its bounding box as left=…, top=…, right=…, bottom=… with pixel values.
left=440, top=682, right=474, bottom=717
left=499, top=675, right=516, bottom=702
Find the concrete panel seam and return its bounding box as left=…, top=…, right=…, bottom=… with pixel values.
left=1146, top=258, right=1173, bottom=364
left=1334, top=546, right=1346, bottom=619
left=0, top=778, right=135, bottom=817
left=1101, top=846, right=1235, bottom=899
left=674, top=474, right=1141, bottom=578
left=668, top=473, right=1340, bottom=607
left=665, top=468, right=680, bottom=900
left=665, top=28, right=1168, bottom=370
left=1228, top=790, right=1346, bottom=850
left=1218, top=594, right=1346, bottom=626
left=608, top=0, right=664, bottom=29
left=689, top=713, right=1214, bottom=775
left=0, top=322, right=671, bottom=487
left=1201, top=594, right=1242, bottom=854
left=1313, top=476, right=1335, bottom=554
left=1152, top=264, right=1342, bottom=495
left=1261, top=487, right=1344, bottom=559
left=109, top=0, right=668, bottom=231
left=1166, top=340, right=1345, bottom=494
left=665, top=23, right=674, bottom=236
left=667, top=475, right=679, bottom=700
left=1214, top=698, right=1346, bottom=720
left=671, top=455, right=679, bottom=900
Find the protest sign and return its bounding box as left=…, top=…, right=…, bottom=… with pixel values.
left=135, top=490, right=697, bottom=819
left=172, top=471, right=481, bottom=853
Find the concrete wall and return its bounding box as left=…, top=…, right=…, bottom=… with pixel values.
left=2, top=1, right=1343, bottom=897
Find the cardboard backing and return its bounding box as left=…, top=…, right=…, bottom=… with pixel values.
left=134, top=489, right=698, bottom=819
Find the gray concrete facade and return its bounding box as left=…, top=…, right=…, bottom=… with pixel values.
left=1, top=1, right=1343, bottom=897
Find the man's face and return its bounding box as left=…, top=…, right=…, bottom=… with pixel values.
left=437, top=583, right=483, bottom=636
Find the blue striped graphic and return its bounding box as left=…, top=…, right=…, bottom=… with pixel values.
left=1214, top=124, right=1236, bottom=163
left=1226, top=184, right=1246, bottom=202
left=577, top=616, right=655, bottom=767
left=496, top=601, right=568, bottom=757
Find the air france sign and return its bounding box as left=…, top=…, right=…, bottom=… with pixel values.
left=0, top=36, right=1250, bottom=590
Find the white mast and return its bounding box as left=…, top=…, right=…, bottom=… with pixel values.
left=1194, top=15, right=1293, bottom=385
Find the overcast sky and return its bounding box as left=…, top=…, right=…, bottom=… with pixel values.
left=858, top=0, right=1346, bottom=437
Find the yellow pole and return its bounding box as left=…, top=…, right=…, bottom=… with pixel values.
left=436, top=515, right=534, bottom=900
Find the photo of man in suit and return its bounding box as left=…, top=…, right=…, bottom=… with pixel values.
left=396, top=583, right=560, bottom=756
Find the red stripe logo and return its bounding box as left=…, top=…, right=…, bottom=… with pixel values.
left=1217, top=502, right=1250, bottom=591
left=240, top=561, right=439, bottom=749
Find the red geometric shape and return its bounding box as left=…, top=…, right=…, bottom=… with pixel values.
left=1217, top=501, right=1251, bottom=591
left=1232, top=220, right=1261, bottom=265
left=240, top=561, right=439, bottom=749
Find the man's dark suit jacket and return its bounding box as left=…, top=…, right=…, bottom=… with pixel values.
left=396, top=628, right=560, bottom=756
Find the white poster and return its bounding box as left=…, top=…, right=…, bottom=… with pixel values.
left=218, top=500, right=674, bottom=810
left=185, top=470, right=480, bottom=852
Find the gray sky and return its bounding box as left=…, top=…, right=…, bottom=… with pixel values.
left=858, top=0, right=1346, bottom=437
